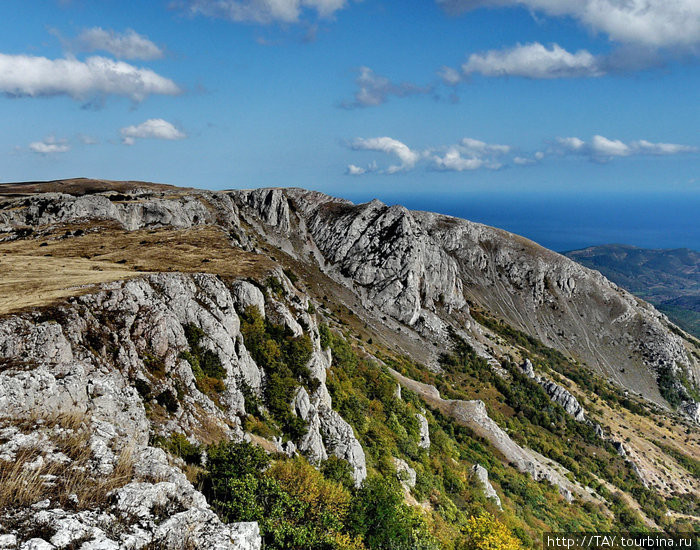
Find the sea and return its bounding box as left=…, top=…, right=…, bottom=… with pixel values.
left=341, top=191, right=700, bottom=253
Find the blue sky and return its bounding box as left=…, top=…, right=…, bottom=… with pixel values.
left=1, top=0, right=699, bottom=248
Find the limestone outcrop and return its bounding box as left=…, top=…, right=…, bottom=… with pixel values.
left=471, top=464, right=502, bottom=510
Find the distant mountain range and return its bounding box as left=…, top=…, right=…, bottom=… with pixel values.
left=565, top=244, right=700, bottom=338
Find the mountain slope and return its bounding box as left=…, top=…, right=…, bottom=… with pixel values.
left=1, top=180, right=699, bottom=548
left=565, top=244, right=700, bottom=340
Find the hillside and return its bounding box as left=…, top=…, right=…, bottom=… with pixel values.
left=0, top=179, right=698, bottom=549
left=565, top=245, right=700, bottom=339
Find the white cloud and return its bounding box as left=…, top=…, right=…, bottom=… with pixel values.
left=556, top=137, right=586, bottom=152
left=461, top=42, right=604, bottom=79
left=437, top=0, right=700, bottom=48
left=78, top=134, right=99, bottom=145
left=591, top=135, right=630, bottom=157
left=347, top=134, right=697, bottom=174
left=120, top=119, right=186, bottom=145
left=555, top=134, right=697, bottom=161
left=69, top=28, right=163, bottom=60
left=431, top=138, right=509, bottom=171
left=632, top=139, right=698, bottom=155
left=346, top=164, right=366, bottom=175
left=176, top=0, right=349, bottom=24
left=0, top=54, right=180, bottom=102
left=349, top=136, right=509, bottom=174
left=29, top=136, right=70, bottom=155
left=340, top=67, right=432, bottom=108
left=459, top=137, right=510, bottom=155
left=351, top=137, right=421, bottom=173
left=432, top=148, right=489, bottom=171
left=438, top=66, right=461, bottom=85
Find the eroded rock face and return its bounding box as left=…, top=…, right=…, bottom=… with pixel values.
left=0, top=271, right=369, bottom=547
left=0, top=418, right=260, bottom=550
left=471, top=464, right=502, bottom=510
left=520, top=360, right=586, bottom=422
left=680, top=401, right=700, bottom=424
left=388, top=368, right=592, bottom=504
left=416, top=413, right=430, bottom=449
left=2, top=187, right=697, bottom=409
left=230, top=188, right=698, bottom=409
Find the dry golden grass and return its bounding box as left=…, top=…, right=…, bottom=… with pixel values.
left=0, top=222, right=273, bottom=316
left=0, top=412, right=135, bottom=510
left=595, top=398, right=700, bottom=497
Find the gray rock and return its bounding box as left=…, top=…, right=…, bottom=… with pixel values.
left=612, top=441, right=627, bottom=458
left=416, top=413, right=430, bottom=449
left=292, top=388, right=327, bottom=464
left=389, top=368, right=594, bottom=504
left=318, top=407, right=367, bottom=486
left=521, top=359, right=536, bottom=379
left=153, top=509, right=260, bottom=550
left=0, top=535, right=18, bottom=549
left=21, top=541, right=55, bottom=550
left=392, top=457, right=416, bottom=490
left=232, top=281, right=266, bottom=318
left=680, top=401, right=700, bottom=424
left=471, top=464, right=502, bottom=509
left=521, top=360, right=586, bottom=422
left=540, top=380, right=586, bottom=422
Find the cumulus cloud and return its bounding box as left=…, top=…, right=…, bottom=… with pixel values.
left=29, top=136, right=70, bottom=155
left=555, top=135, right=697, bottom=161
left=346, top=164, right=367, bottom=175
left=460, top=42, right=604, bottom=79
left=348, top=136, right=510, bottom=174
left=175, top=0, right=350, bottom=24
left=0, top=54, right=180, bottom=102
left=120, top=119, right=186, bottom=145
left=340, top=67, right=432, bottom=108
left=436, top=0, right=700, bottom=49
left=350, top=137, right=421, bottom=173
left=431, top=138, right=510, bottom=171
left=347, top=133, right=696, bottom=174
left=68, top=28, right=164, bottom=60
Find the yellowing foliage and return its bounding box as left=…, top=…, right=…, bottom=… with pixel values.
left=268, top=457, right=352, bottom=520
left=459, top=513, right=522, bottom=550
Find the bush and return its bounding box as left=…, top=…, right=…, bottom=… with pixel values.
left=239, top=306, right=313, bottom=437
left=152, top=432, right=201, bottom=465
left=458, top=513, right=522, bottom=550
left=348, top=476, right=436, bottom=550
left=156, top=389, right=178, bottom=413
left=321, top=456, right=355, bottom=490
left=200, top=441, right=364, bottom=550
left=133, top=378, right=151, bottom=400
left=182, top=324, right=226, bottom=380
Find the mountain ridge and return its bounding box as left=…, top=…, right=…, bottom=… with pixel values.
left=1, top=179, right=698, bottom=548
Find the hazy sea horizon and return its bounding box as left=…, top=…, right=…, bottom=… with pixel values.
left=341, top=191, right=700, bottom=253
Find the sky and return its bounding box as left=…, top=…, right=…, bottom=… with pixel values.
left=0, top=0, right=699, bottom=250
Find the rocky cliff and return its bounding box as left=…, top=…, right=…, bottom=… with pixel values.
left=1, top=179, right=698, bottom=547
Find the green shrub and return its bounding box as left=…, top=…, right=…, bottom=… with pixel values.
left=156, top=389, right=179, bottom=413
left=133, top=378, right=151, bottom=400
left=321, top=456, right=355, bottom=490
left=348, top=476, right=436, bottom=550
left=152, top=432, right=201, bottom=465
left=239, top=306, right=313, bottom=438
